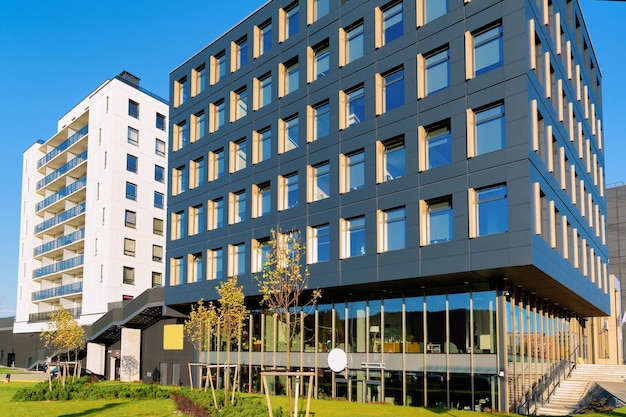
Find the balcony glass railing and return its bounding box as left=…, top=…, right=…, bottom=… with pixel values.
left=35, top=202, right=86, bottom=234
left=36, top=176, right=86, bottom=212
left=36, top=151, right=88, bottom=190
left=33, top=254, right=84, bottom=279
left=29, top=307, right=82, bottom=322
left=31, top=281, right=83, bottom=301
left=37, top=125, right=88, bottom=168
left=34, top=228, right=85, bottom=256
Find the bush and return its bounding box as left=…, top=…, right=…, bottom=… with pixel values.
left=11, top=377, right=170, bottom=402
left=171, top=389, right=283, bottom=417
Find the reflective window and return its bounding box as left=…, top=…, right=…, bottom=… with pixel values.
left=285, top=3, right=299, bottom=39
left=208, top=248, right=223, bottom=280
left=312, top=100, right=330, bottom=140
left=236, top=36, right=248, bottom=70
left=234, top=139, right=247, bottom=171
left=346, top=150, right=365, bottom=191
left=192, top=111, right=206, bottom=142
left=232, top=243, right=246, bottom=276
left=314, top=42, right=330, bottom=80
left=476, top=185, right=508, bottom=236
left=310, top=224, right=330, bottom=263
left=235, top=87, right=248, bottom=120
left=128, top=127, right=139, bottom=146
left=313, top=0, right=329, bottom=21
left=475, top=103, right=505, bottom=155
left=258, top=73, right=272, bottom=108
left=426, top=123, right=451, bottom=169
left=346, top=86, right=365, bottom=127
left=284, top=59, right=299, bottom=95
left=126, top=182, right=137, bottom=201
left=260, top=20, right=272, bottom=55
left=156, top=113, right=166, bottom=131
left=382, top=138, right=405, bottom=181
left=383, top=68, right=404, bottom=112
left=424, top=0, right=447, bottom=24
left=382, top=2, right=403, bottom=45
left=154, top=192, right=164, bottom=209
left=474, top=24, right=503, bottom=76
left=382, top=207, right=406, bottom=251
left=282, top=173, right=299, bottom=210
left=425, top=48, right=449, bottom=94
left=128, top=100, right=139, bottom=119
left=427, top=198, right=453, bottom=244
left=193, top=65, right=206, bottom=96
left=345, top=216, right=366, bottom=258
left=126, top=154, right=138, bottom=173
left=345, top=22, right=364, bottom=64
left=256, top=182, right=271, bottom=217
left=233, top=190, right=246, bottom=223
left=155, top=165, right=164, bottom=183
left=313, top=162, right=330, bottom=201
left=257, top=128, right=272, bottom=163
left=284, top=115, right=299, bottom=152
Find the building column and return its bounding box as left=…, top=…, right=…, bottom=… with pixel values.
left=120, top=328, right=141, bottom=382
left=86, top=342, right=106, bottom=375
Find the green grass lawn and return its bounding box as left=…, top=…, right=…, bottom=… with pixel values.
left=0, top=367, right=28, bottom=374
left=2, top=381, right=625, bottom=417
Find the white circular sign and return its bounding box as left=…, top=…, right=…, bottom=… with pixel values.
left=327, top=348, right=348, bottom=372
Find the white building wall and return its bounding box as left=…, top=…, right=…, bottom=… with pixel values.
left=14, top=74, right=168, bottom=333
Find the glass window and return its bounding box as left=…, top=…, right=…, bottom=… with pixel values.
left=232, top=190, right=246, bottom=223
left=283, top=115, right=299, bottom=152
left=285, top=3, right=299, bottom=39
left=313, top=0, right=330, bottom=21
left=345, top=150, right=365, bottom=192
left=344, top=216, right=366, bottom=258
left=475, top=103, right=505, bottom=155
left=232, top=139, right=246, bottom=172
left=424, top=0, right=447, bottom=24
left=152, top=272, right=162, bottom=287
left=209, top=198, right=224, bottom=230
left=231, top=243, right=246, bottom=276
left=172, top=165, right=186, bottom=195
left=476, top=185, right=508, bottom=236
left=214, top=51, right=226, bottom=84
left=126, top=154, right=138, bottom=173
left=312, top=162, right=330, bottom=201
left=256, top=182, right=271, bottom=217
left=208, top=248, right=223, bottom=280
left=209, top=148, right=225, bottom=181
left=426, top=122, right=451, bottom=169
left=193, top=64, right=206, bottom=96
left=427, top=198, right=453, bottom=244
left=153, top=217, right=164, bottom=235
left=154, top=192, right=164, bottom=209
left=258, top=73, right=272, bottom=108
left=382, top=207, right=406, bottom=251
left=235, top=36, right=248, bottom=70
left=257, top=128, right=272, bottom=163
left=170, top=257, right=183, bottom=286
left=235, top=87, right=248, bottom=120
left=382, top=2, right=403, bottom=45
left=284, top=59, right=299, bottom=95
left=474, top=24, right=503, bottom=76
left=155, top=139, right=166, bottom=157
left=425, top=48, right=449, bottom=94
left=155, top=165, right=164, bottom=183
left=282, top=173, right=299, bottom=210
left=153, top=245, right=164, bottom=262
left=189, top=204, right=204, bottom=236
left=175, top=77, right=189, bottom=107
left=125, top=182, right=137, bottom=201
left=345, top=22, right=364, bottom=64
left=314, top=42, right=330, bottom=80
left=260, top=20, right=272, bottom=55
left=192, top=111, right=206, bottom=142
left=189, top=252, right=203, bottom=282
left=190, top=158, right=205, bottom=189
left=211, top=100, right=226, bottom=132
left=312, top=100, right=330, bottom=140
left=156, top=113, right=166, bottom=131
left=128, top=100, right=139, bottom=119
left=382, top=138, right=405, bottom=181
left=171, top=210, right=186, bottom=240
left=124, top=210, right=136, bottom=228
left=309, top=224, right=330, bottom=263
left=123, top=266, right=135, bottom=285
left=382, top=67, right=404, bottom=112
left=253, top=239, right=271, bottom=273
left=128, top=127, right=139, bottom=145
left=346, top=86, right=365, bottom=127
left=174, top=121, right=188, bottom=151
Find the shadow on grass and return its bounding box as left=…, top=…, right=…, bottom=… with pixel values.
left=57, top=402, right=123, bottom=416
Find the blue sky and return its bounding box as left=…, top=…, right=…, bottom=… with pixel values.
left=0, top=0, right=624, bottom=317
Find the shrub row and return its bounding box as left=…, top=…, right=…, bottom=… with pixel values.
left=11, top=377, right=170, bottom=402
left=171, top=388, right=284, bottom=417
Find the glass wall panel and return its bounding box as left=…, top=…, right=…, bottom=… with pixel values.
left=449, top=373, right=472, bottom=410
left=474, top=374, right=497, bottom=411
left=473, top=290, right=497, bottom=353
left=383, top=297, right=402, bottom=353
left=406, top=371, right=424, bottom=407
left=384, top=370, right=402, bottom=405
left=426, top=293, right=447, bottom=407
left=369, top=298, right=381, bottom=353
left=304, top=311, right=315, bottom=352
left=318, top=303, right=333, bottom=352
left=335, top=300, right=346, bottom=350
left=448, top=292, right=469, bottom=353
left=348, top=300, right=366, bottom=353
left=405, top=295, right=424, bottom=349
left=251, top=311, right=262, bottom=352
left=264, top=313, right=275, bottom=352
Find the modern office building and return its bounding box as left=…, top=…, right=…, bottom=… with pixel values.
left=14, top=72, right=169, bottom=334
left=607, top=184, right=626, bottom=361
left=166, top=0, right=608, bottom=411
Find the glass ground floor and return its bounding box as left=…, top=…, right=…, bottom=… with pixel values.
left=200, top=283, right=588, bottom=412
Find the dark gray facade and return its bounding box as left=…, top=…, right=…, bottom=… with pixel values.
left=166, top=0, right=607, bottom=411
left=606, top=184, right=626, bottom=360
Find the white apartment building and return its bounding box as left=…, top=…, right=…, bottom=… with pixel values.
left=14, top=72, right=169, bottom=333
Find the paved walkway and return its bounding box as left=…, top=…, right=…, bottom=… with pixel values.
left=2, top=368, right=48, bottom=382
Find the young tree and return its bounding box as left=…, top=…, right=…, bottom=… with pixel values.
left=256, top=228, right=321, bottom=415
left=216, top=276, right=248, bottom=404
left=40, top=306, right=85, bottom=387
left=184, top=299, right=217, bottom=390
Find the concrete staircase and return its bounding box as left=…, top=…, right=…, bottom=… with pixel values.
left=535, top=365, right=626, bottom=416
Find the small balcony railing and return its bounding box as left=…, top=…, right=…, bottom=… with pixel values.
left=33, top=254, right=84, bottom=279
left=29, top=307, right=82, bottom=322
left=37, top=125, right=88, bottom=168
left=34, top=202, right=85, bottom=234
left=31, top=281, right=83, bottom=301
left=36, top=151, right=88, bottom=190
left=34, top=228, right=85, bottom=256
left=36, top=176, right=86, bottom=212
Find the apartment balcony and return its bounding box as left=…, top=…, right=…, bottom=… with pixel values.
left=37, top=125, right=88, bottom=171
left=32, top=254, right=84, bottom=280
left=33, top=228, right=85, bottom=259
left=29, top=307, right=82, bottom=323
left=36, top=150, right=88, bottom=192
left=31, top=281, right=83, bottom=301
left=35, top=176, right=86, bottom=213
left=34, top=202, right=85, bottom=236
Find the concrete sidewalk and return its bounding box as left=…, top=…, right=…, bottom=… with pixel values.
left=2, top=369, right=48, bottom=382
